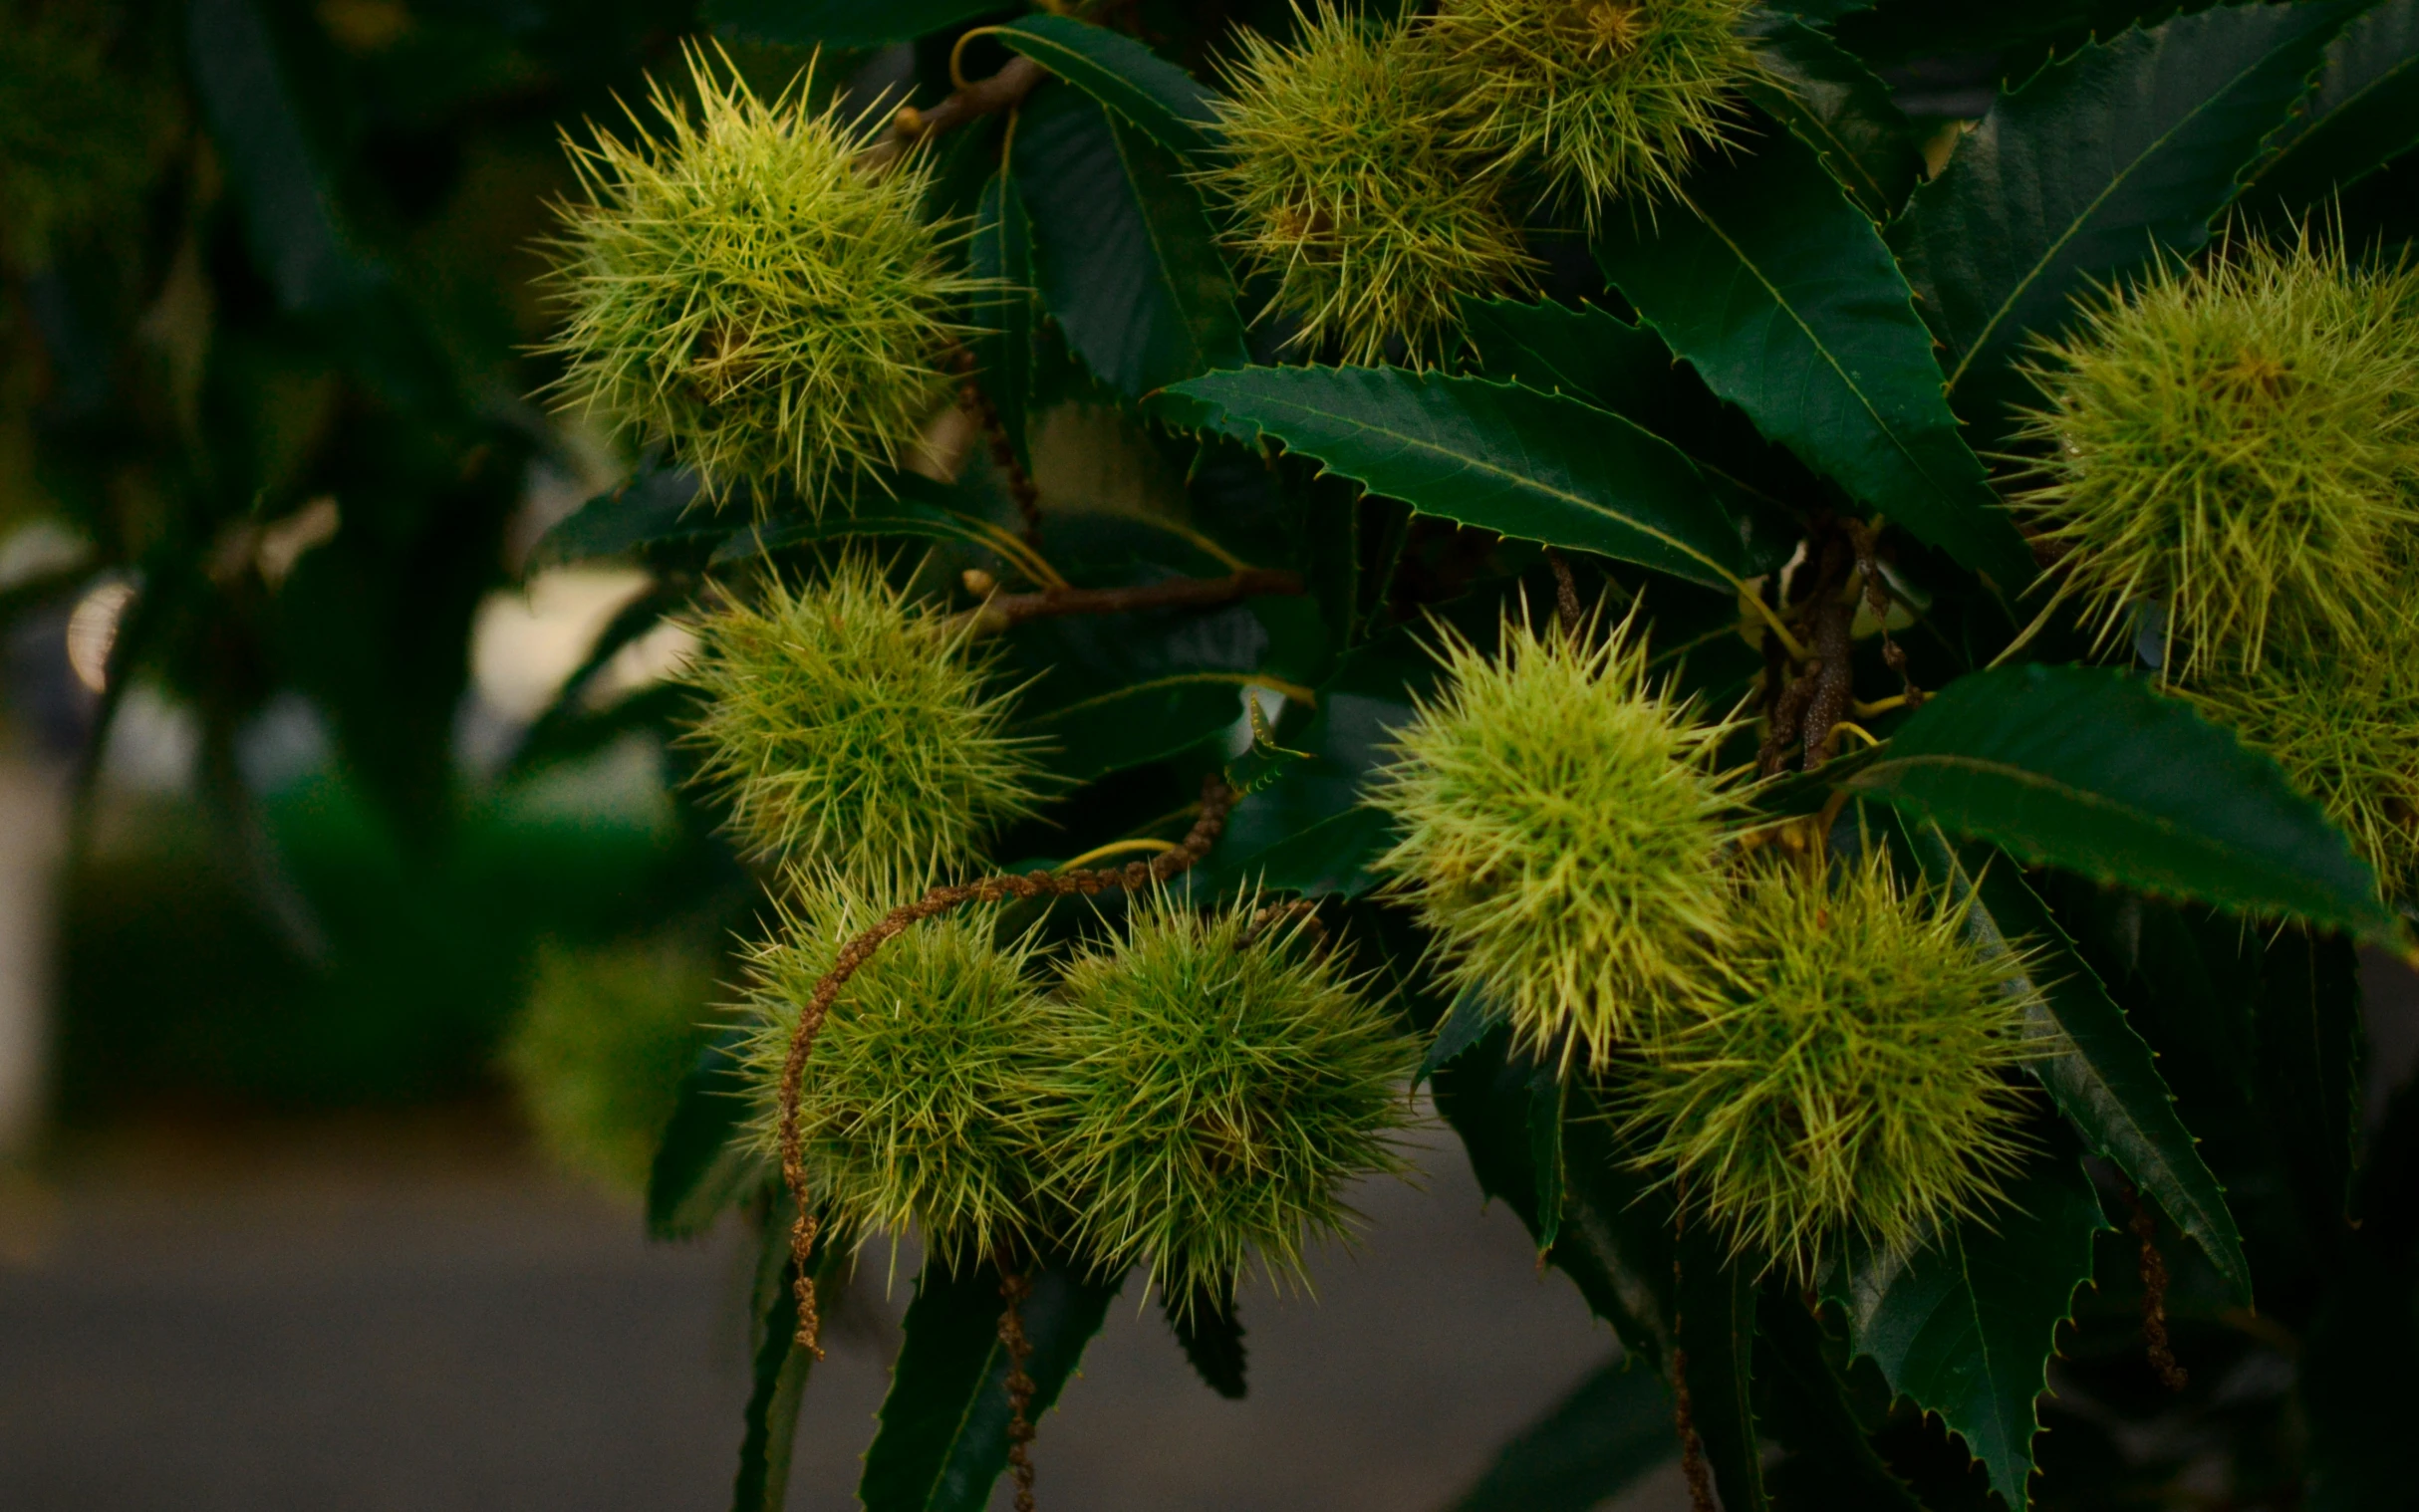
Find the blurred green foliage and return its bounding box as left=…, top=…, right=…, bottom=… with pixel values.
left=0, top=0, right=813, bottom=1116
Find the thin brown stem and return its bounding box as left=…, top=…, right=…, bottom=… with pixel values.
left=859, top=56, right=1048, bottom=176
left=2126, top=1183, right=2189, bottom=1391
left=999, top=1259, right=1039, bottom=1512
left=777, top=776, right=1236, bottom=1354
left=949, top=349, right=1042, bottom=548
left=951, top=570, right=1306, bottom=636
left=1801, top=539, right=1858, bottom=770
left=1544, top=547, right=1583, bottom=639
left=1672, top=1347, right=1718, bottom=1512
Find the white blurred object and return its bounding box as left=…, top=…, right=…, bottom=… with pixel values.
left=66, top=577, right=137, bottom=693
left=100, top=684, right=200, bottom=797
left=0, top=748, right=64, bottom=1157
left=468, top=568, right=654, bottom=724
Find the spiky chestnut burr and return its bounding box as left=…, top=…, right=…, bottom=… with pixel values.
left=1627, top=851, right=2042, bottom=1281
left=1366, top=610, right=1744, bottom=1069
left=1036, top=896, right=1417, bottom=1306
left=739, top=867, right=1056, bottom=1267
left=1203, top=3, right=1536, bottom=367
left=2016, top=234, right=2419, bottom=677
left=1427, top=0, right=1763, bottom=221
left=2177, top=618, right=2419, bottom=901
left=540, top=46, right=982, bottom=510
left=502, top=931, right=721, bottom=1192
left=679, top=558, right=1052, bottom=874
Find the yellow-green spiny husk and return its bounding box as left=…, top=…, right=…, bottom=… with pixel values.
left=2176, top=615, right=2419, bottom=900
left=2016, top=234, right=2419, bottom=677
left=1367, top=610, right=1744, bottom=1069
left=1036, top=896, right=1418, bottom=1304
left=502, top=928, right=724, bottom=1193
left=1627, top=851, right=2041, bottom=1281
left=541, top=46, right=981, bottom=510
left=1204, top=2, right=1537, bottom=367
left=1428, top=0, right=1763, bottom=221
left=739, top=867, right=1056, bottom=1267
left=680, top=558, right=1052, bottom=873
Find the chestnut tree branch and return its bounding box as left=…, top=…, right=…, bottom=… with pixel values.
left=952, top=568, right=1307, bottom=635
left=858, top=56, right=1049, bottom=175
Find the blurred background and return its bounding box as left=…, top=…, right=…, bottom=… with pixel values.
left=0, top=3, right=2412, bottom=1510
left=0, top=1, right=1687, bottom=1506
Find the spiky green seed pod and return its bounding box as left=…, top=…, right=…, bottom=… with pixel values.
left=1037, top=897, right=1416, bottom=1303
left=1204, top=3, right=1537, bottom=367
left=502, top=930, right=722, bottom=1193
left=541, top=47, right=981, bottom=510
left=2176, top=620, right=2419, bottom=900
left=681, top=558, right=1052, bottom=873
left=1428, top=0, right=1762, bottom=221
left=739, top=868, right=1055, bottom=1265
left=1366, top=612, right=1743, bottom=1069
left=1627, top=852, right=2041, bottom=1280
left=2017, top=235, right=2419, bottom=677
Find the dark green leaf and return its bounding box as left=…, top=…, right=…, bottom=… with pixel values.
left=732, top=1204, right=842, bottom=1512
left=1430, top=1025, right=1679, bottom=1369
left=1889, top=1, right=2358, bottom=424
left=711, top=482, right=1033, bottom=567
left=1417, top=987, right=1508, bottom=1089
left=1218, top=804, right=1393, bottom=898
left=1015, top=87, right=1247, bottom=398
left=2303, top=1247, right=2419, bottom=1512
left=1830, top=1152, right=2110, bottom=1509
left=2256, top=923, right=2365, bottom=1239
left=1445, top=1356, right=1678, bottom=1512
left=1755, top=1290, right=1924, bottom=1512
left=1529, top=1059, right=1568, bottom=1253
left=2242, top=0, right=2419, bottom=215
left=1163, top=1282, right=1247, bottom=1399
left=704, top=0, right=999, bottom=47
left=1842, top=663, right=2398, bottom=937
left=1026, top=674, right=1246, bottom=779
left=187, top=0, right=377, bottom=312
left=1459, top=297, right=1808, bottom=570
left=536, top=468, right=710, bottom=567
left=968, top=173, right=1035, bottom=473
left=649, top=1028, right=765, bottom=1242
left=1595, top=128, right=2034, bottom=590
left=993, top=15, right=1221, bottom=158
left=1746, top=18, right=1925, bottom=221
left=1160, top=367, right=1748, bottom=589
left=1889, top=817, right=2254, bottom=1304
left=860, top=1256, right=1124, bottom=1512
left=1675, top=1232, right=1765, bottom=1512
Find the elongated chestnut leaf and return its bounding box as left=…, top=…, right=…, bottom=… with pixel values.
left=1746, top=17, right=1925, bottom=221
left=2241, top=0, right=2419, bottom=215
left=1889, top=1, right=2358, bottom=425
left=1843, top=663, right=2397, bottom=938
left=1160, top=367, right=1748, bottom=589
left=1446, top=1355, right=1677, bottom=1512
left=860, top=1256, right=1124, bottom=1512
left=1016, top=86, right=1247, bottom=399
left=1829, top=1152, right=2109, bottom=1509
left=1594, top=127, right=2034, bottom=590
left=993, top=14, right=1221, bottom=158
left=1890, top=816, right=2254, bottom=1304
